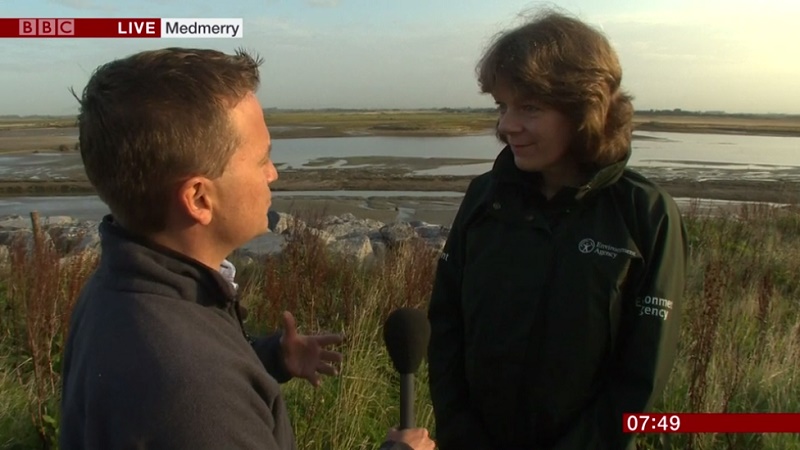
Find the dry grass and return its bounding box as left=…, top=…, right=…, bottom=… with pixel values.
left=642, top=204, right=800, bottom=449
left=4, top=110, right=798, bottom=142
left=2, top=206, right=800, bottom=448
left=633, top=114, right=800, bottom=137
left=1, top=213, right=98, bottom=448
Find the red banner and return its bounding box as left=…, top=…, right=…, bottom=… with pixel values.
left=0, top=18, right=161, bottom=38
left=624, top=413, right=800, bottom=433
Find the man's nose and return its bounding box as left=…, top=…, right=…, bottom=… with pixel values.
left=266, top=161, right=279, bottom=183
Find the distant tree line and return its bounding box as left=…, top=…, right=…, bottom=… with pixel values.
left=635, top=109, right=799, bottom=119
left=261, top=107, right=799, bottom=118
left=4, top=108, right=799, bottom=120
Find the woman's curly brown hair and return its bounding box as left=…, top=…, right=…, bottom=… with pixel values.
left=477, top=10, right=634, bottom=167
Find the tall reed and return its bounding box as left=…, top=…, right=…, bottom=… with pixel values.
left=2, top=204, right=800, bottom=449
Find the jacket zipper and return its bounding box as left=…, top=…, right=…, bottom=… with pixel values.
left=232, top=295, right=255, bottom=344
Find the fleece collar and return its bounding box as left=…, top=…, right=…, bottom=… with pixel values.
left=491, top=145, right=630, bottom=200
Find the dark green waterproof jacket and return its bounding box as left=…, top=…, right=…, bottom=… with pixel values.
left=427, top=146, right=688, bottom=450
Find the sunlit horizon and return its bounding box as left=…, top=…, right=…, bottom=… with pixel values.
left=1, top=0, right=798, bottom=116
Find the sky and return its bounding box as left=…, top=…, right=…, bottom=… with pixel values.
left=1, top=0, right=799, bottom=115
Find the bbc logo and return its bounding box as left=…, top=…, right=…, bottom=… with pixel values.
left=19, top=19, right=75, bottom=36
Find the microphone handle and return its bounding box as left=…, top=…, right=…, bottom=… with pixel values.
left=400, top=373, right=415, bottom=429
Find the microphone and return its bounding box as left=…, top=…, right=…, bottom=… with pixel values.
left=382, top=307, right=431, bottom=430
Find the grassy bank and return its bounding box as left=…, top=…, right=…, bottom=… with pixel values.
left=265, top=110, right=495, bottom=138
left=3, top=110, right=800, bottom=140
left=2, top=205, right=800, bottom=449
left=634, top=113, right=800, bottom=138
left=264, top=110, right=800, bottom=138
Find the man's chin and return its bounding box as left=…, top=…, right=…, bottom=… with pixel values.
left=240, top=227, right=270, bottom=247
left=248, top=220, right=272, bottom=238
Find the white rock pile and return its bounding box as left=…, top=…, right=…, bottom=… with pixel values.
left=0, top=212, right=451, bottom=266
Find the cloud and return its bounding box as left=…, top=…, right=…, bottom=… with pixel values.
left=582, top=7, right=800, bottom=113
left=46, top=0, right=118, bottom=12
left=595, top=8, right=800, bottom=68
left=245, top=16, right=319, bottom=44
left=47, top=0, right=94, bottom=8
left=305, top=0, right=341, bottom=7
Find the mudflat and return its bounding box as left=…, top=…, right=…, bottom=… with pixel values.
left=3, top=110, right=800, bottom=143
left=2, top=168, right=798, bottom=202
left=1, top=111, right=799, bottom=209
left=0, top=127, right=78, bottom=153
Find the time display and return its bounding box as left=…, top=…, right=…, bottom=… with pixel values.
left=623, top=414, right=681, bottom=433
left=624, top=413, right=800, bottom=433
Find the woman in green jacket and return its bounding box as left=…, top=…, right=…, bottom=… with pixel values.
left=427, top=10, right=688, bottom=450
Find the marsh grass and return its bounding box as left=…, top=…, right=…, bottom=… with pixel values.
left=5, top=111, right=800, bottom=140
left=0, top=214, right=98, bottom=448
left=262, top=110, right=497, bottom=139
left=640, top=204, right=800, bottom=449
left=1, top=205, right=800, bottom=449
left=234, top=215, right=439, bottom=449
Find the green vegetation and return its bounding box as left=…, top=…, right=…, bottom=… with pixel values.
left=263, top=110, right=496, bottom=138
left=2, top=205, right=800, bottom=449
left=262, top=109, right=800, bottom=138
left=0, top=117, right=77, bottom=129
left=3, top=109, right=800, bottom=138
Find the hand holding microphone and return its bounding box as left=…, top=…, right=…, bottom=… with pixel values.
left=385, top=427, right=435, bottom=450
left=381, top=308, right=435, bottom=449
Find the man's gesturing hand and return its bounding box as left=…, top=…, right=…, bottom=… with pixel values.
left=279, top=311, right=343, bottom=387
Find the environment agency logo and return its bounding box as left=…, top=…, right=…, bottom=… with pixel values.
left=577, top=237, right=639, bottom=259
left=578, top=238, right=596, bottom=254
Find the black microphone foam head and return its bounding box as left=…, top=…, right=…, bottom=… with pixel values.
left=267, top=209, right=280, bottom=232
left=382, top=307, right=431, bottom=374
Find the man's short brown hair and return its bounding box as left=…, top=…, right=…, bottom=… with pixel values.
left=75, top=47, right=263, bottom=234
left=477, top=10, right=634, bottom=166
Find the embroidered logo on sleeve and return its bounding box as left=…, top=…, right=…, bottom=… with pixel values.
left=635, top=296, right=674, bottom=320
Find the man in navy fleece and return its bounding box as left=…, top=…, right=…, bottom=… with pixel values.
left=59, top=47, right=435, bottom=450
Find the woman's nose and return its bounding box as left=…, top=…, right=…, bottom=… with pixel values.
left=497, top=109, right=524, bottom=135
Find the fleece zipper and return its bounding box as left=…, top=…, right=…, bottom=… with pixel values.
left=232, top=295, right=255, bottom=345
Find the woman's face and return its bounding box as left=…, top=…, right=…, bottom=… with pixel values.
left=492, top=80, right=575, bottom=174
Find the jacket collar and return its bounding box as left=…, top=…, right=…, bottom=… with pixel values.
left=491, top=145, right=630, bottom=200
left=97, top=215, right=236, bottom=306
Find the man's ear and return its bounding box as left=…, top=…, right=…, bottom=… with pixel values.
left=177, top=176, right=214, bottom=226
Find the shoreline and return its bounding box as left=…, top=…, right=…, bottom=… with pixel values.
left=2, top=115, right=799, bottom=206
left=1, top=185, right=796, bottom=230
left=1, top=121, right=800, bottom=151
left=1, top=174, right=798, bottom=205
left=2, top=112, right=800, bottom=154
